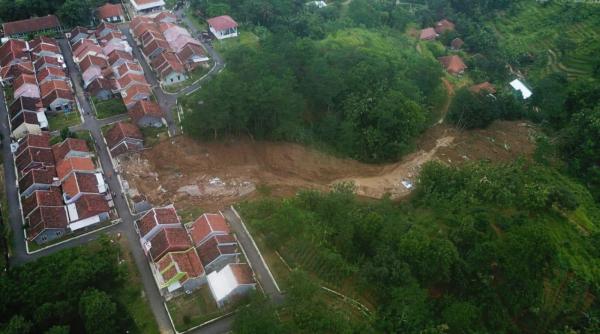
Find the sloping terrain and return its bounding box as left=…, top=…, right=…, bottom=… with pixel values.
left=117, top=121, right=536, bottom=212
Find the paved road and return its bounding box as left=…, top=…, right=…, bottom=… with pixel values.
left=222, top=207, right=285, bottom=305
left=0, top=88, right=29, bottom=264
left=120, top=27, right=179, bottom=136
left=58, top=39, right=175, bottom=334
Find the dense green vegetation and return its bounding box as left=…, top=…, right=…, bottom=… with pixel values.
left=0, top=237, right=157, bottom=334
left=0, top=0, right=121, bottom=28
left=183, top=1, right=445, bottom=162
left=239, top=161, right=600, bottom=333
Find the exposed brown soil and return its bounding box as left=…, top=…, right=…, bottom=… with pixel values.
left=116, top=120, right=537, bottom=213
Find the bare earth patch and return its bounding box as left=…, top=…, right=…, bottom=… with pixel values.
left=116, top=121, right=537, bottom=212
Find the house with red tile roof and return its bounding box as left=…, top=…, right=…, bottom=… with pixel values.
left=143, top=39, right=170, bottom=60
left=80, top=54, right=109, bottom=87
left=131, top=17, right=160, bottom=39
left=105, top=121, right=144, bottom=156
left=159, top=23, right=190, bottom=43
left=73, top=41, right=105, bottom=63
left=207, top=263, right=256, bottom=307
left=176, top=43, right=208, bottom=71
left=435, top=19, right=455, bottom=34
left=19, top=167, right=59, bottom=198
left=0, top=39, right=28, bottom=67
left=56, top=157, right=96, bottom=181
left=438, top=55, right=467, bottom=75
left=22, top=188, right=62, bottom=218
left=129, top=100, right=163, bottom=127
left=116, top=72, right=148, bottom=91
left=207, top=16, right=238, bottom=40
left=115, top=61, right=143, bottom=79
left=66, top=194, right=111, bottom=231
left=95, top=22, right=119, bottom=39
left=15, top=144, right=54, bottom=176
left=122, top=84, right=152, bottom=108
left=61, top=171, right=107, bottom=203
left=155, top=248, right=205, bottom=294
left=96, top=3, right=125, bottom=23
left=9, top=96, right=43, bottom=120
left=145, top=226, right=192, bottom=262
left=69, top=27, right=93, bottom=44
left=2, top=15, right=61, bottom=39
left=0, top=61, right=34, bottom=84
left=155, top=11, right=177, bottom=24
left=451, top=37, right=464, bottom=50
left=141, top=30, right=164, bottom=49
left=108, top=49, right=134, bottom=67
left=30, top=36, right=61, bottom=58
left=88, top=77, right=114, bottom=100
left=26, top=205, right=69, bottom=244
left=52, top=138, right=90, bottom=162
left=135, top=205, right=181, bottom=241
left=14, top=73, right=40, bottom=99
left=130, top=0, right=165, bottom=15
left=40, top=78, right=71, bottom=96
left=10, top=110, right=48, bottom=139
left=42, top=89, right=75, bottom=112
left=186, top=213, right=230, bottom=248
left=151, top=52, right=187, bottom=85
left=419, top=27, right=437, bottom=40
left=15, top=132, right=50, bottom=154
left=34, top=56, right=63, bottom=72
left=37, top=66, right=67, bottom=85
left=197, top=234, right=239, bottom=273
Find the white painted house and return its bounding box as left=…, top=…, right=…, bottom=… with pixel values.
left=207, top=263, right=256, bottom=307
left=207, top=15, right=238, bottom=40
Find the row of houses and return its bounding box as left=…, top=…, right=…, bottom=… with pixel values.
left=135, top=208, right=256, bottom=306
left=130, top=13, right=209, bottom=86
left=14, top=133, right=114, bottom=244
left=68, top=23, right=165, bottom=127
left=1, top=15, right=62, bottom=39
left=0, top=37, right=77, bottom=140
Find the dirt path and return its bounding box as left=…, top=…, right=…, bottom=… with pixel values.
left=438, top=78, right=455, bottom=124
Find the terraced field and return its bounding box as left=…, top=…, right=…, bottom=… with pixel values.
left=493, top=1, right=599, bottom=80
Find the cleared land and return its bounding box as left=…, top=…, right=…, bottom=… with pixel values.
left=117, top=120, right=536, bottom=213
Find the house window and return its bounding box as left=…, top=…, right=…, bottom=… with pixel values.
left=56, top=231, right=62, bottom=236
left=170, top=78, right=173, bottom=82
left=177, top=75, right=181, bottom=80
left=41, top=235, right=47, bottom=242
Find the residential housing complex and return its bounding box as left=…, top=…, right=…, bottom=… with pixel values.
left=2, top=15, right=61, bottom=38
left=0, top=37, right=75, bottom=139
left=134, top=208, right=256, bottom=305
left=130, top=14, right=209, bottom=86
left=14, top=133, right=113, bottom=244
left=67, top=23, right=164, bottom=124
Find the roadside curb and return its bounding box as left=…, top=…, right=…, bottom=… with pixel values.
left=229, top=206, right=281, bottom=293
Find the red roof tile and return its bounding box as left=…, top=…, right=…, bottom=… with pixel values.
left=105, top=122, right=143, bottom=149
left=137, top=206, right=180, bottom=238
left=198, top=235, right=238, bottom=267
left=2, top=15, right=60, bottom=36
left=79, top=54, right=109, bottom=73
left=435, top=19, right=455, bottom=34
left=470, top=82, right=496, bottom=94
left=40, top=79, right=70, bottom=98
left=116, top=62, right=143, bottom=77
left=27, top=206, right=68, bottom=240
left=9, top=97, right=42, bottom=119
left=149, top=226, right=192, bottom=261
left=143, top=39, right=170, bottom=58
left=207, top=16, right=238, bottom=31
left=75, top=193, right=110, bottom=220
left=0, top=39, right=28, bottom=66
left=419, top=27, right=437, bottom=40
left=37, top=66, right=66, bottom=83
left=55, top=156, right=95, bottom=180
left=187, top=213, right=229, bottom=247
left=155, top=11, right=177, bottom=24
left=128, top=100, right=162, bottom=123
left=151, top=51, right=185, bottom=79
left=19, top=167, right=57, bottom=192
left=34, top=56, right=61, bottom=71
left=107, top=49, right=134, bottom=66
left=22, top=188, right=63, bottom=217
left=117, top=73, right=147, bottom=90
left=62, top=172, right=101, bottom=199
left=0, top=61, right=34, bottom=80
left=230, top=263, right=255, bottom=285
left=97, top=3, right=124, bottom=20
left=122, top=84, right=151, bottom=107
left=14, top=73, right=38, bottom=89
left=41, top=89, right=74, bottom=107
left=157, top=248, right=204, bottom=283
left=438, top=55, right=467, bottom=75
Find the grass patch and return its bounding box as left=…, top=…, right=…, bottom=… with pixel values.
left=162, top=65, right=211, bottom=93
left=93, top=97, right=128, bottom=119
left=178, top=206, right=205, bottom=224
left=117, top=237, right=160, bottom=334
left=47, top=111, right=81, bottom=130
left=212, top=30, right=260, bottom=56
left=140, top=126, right=168, bottom=147
left=166, top=284, right=226, bottom=332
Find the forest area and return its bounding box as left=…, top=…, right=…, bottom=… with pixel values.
left=180, top=0, right=600, bottom=333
